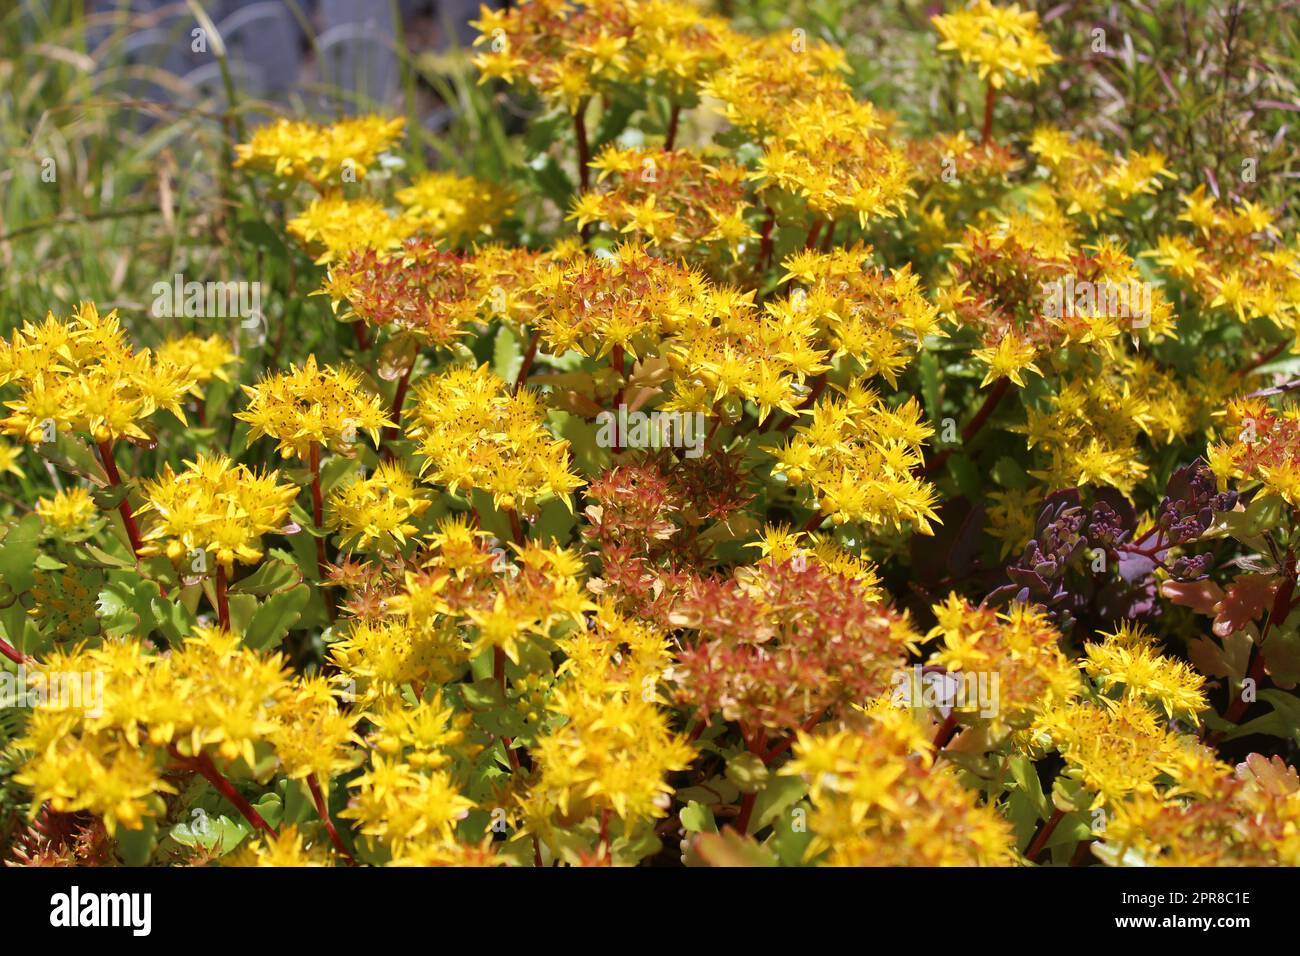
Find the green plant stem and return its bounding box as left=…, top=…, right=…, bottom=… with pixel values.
left=493, top=646, right=522, bottom=772
left=308, top=443, right=334, bottom=623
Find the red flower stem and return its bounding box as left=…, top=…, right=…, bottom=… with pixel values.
left=755, top=206, right=775, bottom=275
left=493, top=646, right=522, bottom=772
left=922, top=376, right=1010, bottom=476
left=821, top=218, right=836, bottom=253
left=307, top=774, right=355, bottom=864
left=804, top=219, right=823, bottom=250
left=215, top=564, right=230, bottom=631
left=801, top=511, right=825, bottom=534
left=732, top=726, right=768, bottom=834
left=665, top=104, right=681, bottom=150
left=169, top=746, right=277, bottom=836
left=573, top=99, right=591, bottom=192
left=773, top=373, right=827, bottom=433
left=515, top=330, right=540, bottom=394
left=1234, top=339, right=1287, bottom=380
left=932, top=712, right=959, bottom=749
left=352, top=320, right=369, bottom=351
left=95, top=440, right=144, bottom=557
left=309, top=443, right=326, bottom=575
left=1025, top=808, right=1063, bottom=862
left=764, top=707, right=828, bottom=762
left=611, top=345, right=627, bottom=453
left=506, top=507, right=525, bottom=548
left=981, top=81, right=997, bottom=145
left=380, top=357, right=415, bottom=460
left=0, top=635, right=28, bottom=665
left=308, top=443, right=335, bottom=621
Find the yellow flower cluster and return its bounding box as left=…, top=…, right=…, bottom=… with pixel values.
left=1145, top=186, right=1300, bottom=333
left=14, top=629, right=356, bottom=834
left=706, top=34, right=910, bottom=225
left=1097, top=757, right=1300, bottom=866
left=473, top=0, right=731, bottom=111
left=943, top=205, right=1178, bottom=390
left=784, top=708, right=1017, bottom=865
left=1206, top=397, right=1300, bottom=505
left=526, top=603, right=694, bottom=846
left=395, top=172, right=514, bottom=247
left=1019, top=358, right=1211, bottom=496
left=238, top=356, right=392, bottom=460
left=404, top=364, right=582, bottom=515
left=771, top=379, right=938, bottom=532
left=321, top=239, right=488, bottom=347
left=777, top=246, right=942, bottom=386
left=35, top=486, right=97, bottom=531
left=326, top=462, right=430, bottom=554
left=926, top=596, right=1080, bottom=735
left=1029, top=127, right=1175, bottom=223
left=154, top=333, right=237, bottom=388
left=1083, top=622, right=1207, bottom=722
left=571, top=146, right=753, bottom=256
left=931, top=0, right=1059, bottom=89
left=1031, top=696, right=1220, bottom=809
left=287, top=195, right=416, bottom=265
left=234, top=115, right=405, bottom=186
left=135, top=454, right=297, bottom=572
left=0, top=303, right=193, bottom=445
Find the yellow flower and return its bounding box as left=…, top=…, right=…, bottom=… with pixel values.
left=287, top=196, right=414, bottom=265
left=783, top=710, right=1016, bottom=866
left=0, top=302, right=193, bottom=445
left=327, top=461, right=431, bottom=554
left=155, top=334, right=237, bottom=389
left=0, top=439, right=26, bottom=478
left=972, top=330, right=1040, bottom=388
left=35, top=486, right=97, bottom=531
left=396, top=172, right=513, bottom=246
left=404, top=364, right=583, bottom=515
left=932, top=0, right=1059, bottom=89
left=772, top=379, right=939, bottom=533
left=235, top=115, right=405, bottom=187
left=527, top=604, right=695, bottom=842
left=1084, top=622, right=1208, bottom=722
left=237, top=356, right=393, bottom=460
left=136, top=453, right=298, bottom=571
left=226, top=825, right=335, bottom=867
